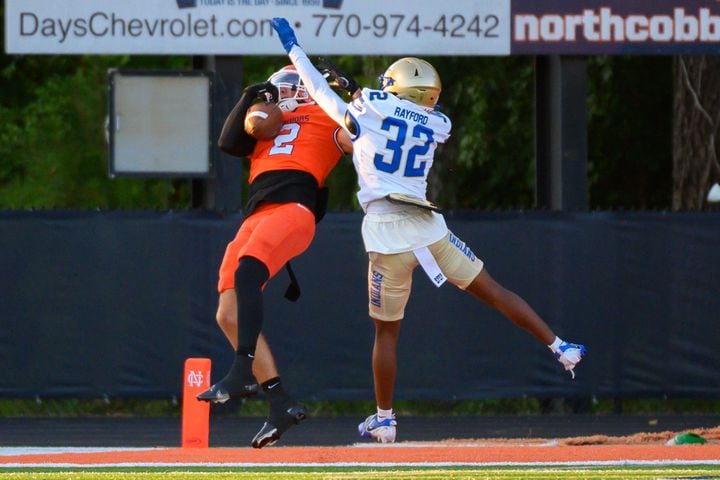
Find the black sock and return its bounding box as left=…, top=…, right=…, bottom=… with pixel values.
left=263, top=377, right=302, bottom=423
left=260, top=377, right=295, bottom=412
left=234, top=257, right=269, bottom=354
left=219, top=352, right=256, bottom=391
left=261, top=376, right=289, bottom=405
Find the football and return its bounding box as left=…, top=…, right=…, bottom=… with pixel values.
left=244, top=102, right=283, bottom=139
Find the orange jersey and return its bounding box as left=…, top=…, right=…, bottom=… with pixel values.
left=248, top=103, right=344, bottom=186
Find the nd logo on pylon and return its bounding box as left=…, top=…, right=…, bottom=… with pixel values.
left=187, top=370, right=205, bottom=388
left=182, top=358, right=211, bottom=448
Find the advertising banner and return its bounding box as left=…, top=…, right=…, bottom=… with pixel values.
left=511, top=0, right=720, bottom=54
left=4, top=0, right=510, bottom=55
left=5, top=0, right=718, bottom=56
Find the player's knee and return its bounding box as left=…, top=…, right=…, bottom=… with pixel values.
left=374, top=318, right=401, bottom=340
left=216, top=308, right=236, bottom=331
left=235, top=256, right=269, bottom=291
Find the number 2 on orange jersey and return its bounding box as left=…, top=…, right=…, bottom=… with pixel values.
left=269, top=123, right=300, bottom=155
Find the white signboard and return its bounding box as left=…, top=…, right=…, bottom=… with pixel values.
left=108, top=71, right=212, bottom=177
left=4, top=0, right=511, bottom=55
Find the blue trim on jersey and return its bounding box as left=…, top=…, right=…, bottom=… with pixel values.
left=429, top=110, right=449, bottom=123
left=346, top=110, right=361, bottom=141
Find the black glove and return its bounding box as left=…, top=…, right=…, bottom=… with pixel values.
left=245, top=81, right=279, bottom=103
left=318, top=57, right=360, bottom=96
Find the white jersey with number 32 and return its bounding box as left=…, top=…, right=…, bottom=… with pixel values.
left=287, top=46, right=453, bottom=252
left=347, top=88, right=452, bottom=211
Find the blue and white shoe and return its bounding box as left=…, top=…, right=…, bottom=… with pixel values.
left=358, top=413, right=397, bottom=443
left=555, top=341, right=587, bottom=379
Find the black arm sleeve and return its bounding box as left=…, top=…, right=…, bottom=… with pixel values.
left=217, top=86, right=259, bottom=157
left=218, top=83, right=272, bottom=158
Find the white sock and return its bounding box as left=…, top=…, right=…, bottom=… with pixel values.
left=377, top=407, right=393, bottom=420
left=548, top=336, right=563, bottom=353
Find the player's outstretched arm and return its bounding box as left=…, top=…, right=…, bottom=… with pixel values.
left=271, top=17, right=349, bottom=128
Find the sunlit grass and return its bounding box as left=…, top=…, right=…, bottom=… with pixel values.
left=1, top=465, right=720, bottom=480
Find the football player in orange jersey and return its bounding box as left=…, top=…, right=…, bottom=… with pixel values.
left=197, top=66, right=352, bottom=448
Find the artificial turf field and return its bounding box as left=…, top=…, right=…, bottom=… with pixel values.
left=1, top=465, right=720, bottom=479
left=2, top=444, right=720, bottom=480
left=0, top=440, right=720, bottom=480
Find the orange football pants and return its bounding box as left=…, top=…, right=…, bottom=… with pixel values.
left=217, top=202, right=316, bottom=293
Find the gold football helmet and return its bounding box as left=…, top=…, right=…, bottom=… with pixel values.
left=379, top=57, right=441, bottom=107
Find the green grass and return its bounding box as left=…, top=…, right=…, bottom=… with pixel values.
left=1, top=466, right=720, bottom=479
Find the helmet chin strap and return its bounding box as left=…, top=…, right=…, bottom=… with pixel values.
left=278, top=98, right=299, bottom=112
left=278, top=98, right=315, bottom=112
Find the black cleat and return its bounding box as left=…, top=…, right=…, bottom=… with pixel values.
left=197, top=354, right=258, bottom=403
left=251, top=403, right=307, bottom=448
left=196, top=381, right=258, bottom=404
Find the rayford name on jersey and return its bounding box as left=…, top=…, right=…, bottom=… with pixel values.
left=392, top=107, right=429, bottom=125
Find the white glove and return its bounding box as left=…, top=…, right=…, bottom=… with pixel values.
left=549, top=337, right=587, bottom=379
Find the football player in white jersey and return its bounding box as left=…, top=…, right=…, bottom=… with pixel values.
left=272, top=18, right=587, bottom=444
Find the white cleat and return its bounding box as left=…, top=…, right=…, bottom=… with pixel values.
left=358, top=414, right=397, bottom=443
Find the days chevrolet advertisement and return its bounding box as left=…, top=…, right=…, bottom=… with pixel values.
left=4, top=0, right=719, bottom=55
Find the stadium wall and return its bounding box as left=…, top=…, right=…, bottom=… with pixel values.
left=1, top=210, right=718, bottom=400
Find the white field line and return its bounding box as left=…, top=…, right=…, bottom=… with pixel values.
left=2, top=460, right=720, bottom=468
left=0, top=447, right=156, bottom=456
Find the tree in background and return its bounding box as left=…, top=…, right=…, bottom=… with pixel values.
left=673, top=55, right=720, bottom=210
left=431, top=56, right=536, bottom=210
left=0, top=54, right=194, bottom=209
left=0, top=37, right=693, bottom=212
left=331, top=55, right=674, bottom=211
left=587, top=56, right=673, bottom=210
